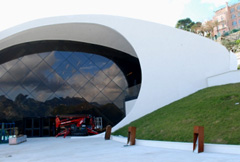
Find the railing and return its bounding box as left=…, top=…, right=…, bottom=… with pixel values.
left=0, top=122, right=15, bottom=144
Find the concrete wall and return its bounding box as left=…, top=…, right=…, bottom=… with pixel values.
left=206, top=52, right=239, bottom=87
left=0, top=15, right=233, bottom=131
left=208, top=70, right=240, bottom=87
left=229, top=51, right=238, bottom=70
left=125, top=99, right=137, bottom=115
left=111, top=135, right=240, bottom=155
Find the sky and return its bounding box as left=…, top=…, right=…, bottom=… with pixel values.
left=0, top=0, right=239, bottom=32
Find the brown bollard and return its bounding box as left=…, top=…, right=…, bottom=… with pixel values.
left=105, top=125, right=112, bottom=140
left=127, top=126, right=136, bottom=145
left=193, top=126, right=204, bottom=153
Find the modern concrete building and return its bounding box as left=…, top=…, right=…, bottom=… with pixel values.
left=213, top=2, right=240, bottom=36
left=0, top=15, right=238, bottom=136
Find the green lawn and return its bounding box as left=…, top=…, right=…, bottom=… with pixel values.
left=113, top=83, right=240, bottom=144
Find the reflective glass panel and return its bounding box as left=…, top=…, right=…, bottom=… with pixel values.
left=21, top=71, right=40, bottom=93
left=90, top=70, right=111, bottom=91
left=2, top=59, right=19, bottom=71
left=0, top=65, right=7, bottom=78
left=0, top=72, right=17, bottom=94
left=0, top=50, right=131, bottom=129
left=8, top=60, right=30, bottom=81
left=102, top=62, right=120, bottom=79
left=102, top=81, right=122, bottom=101
left=21, top=54, right=42, bottom=68
left=7, top=85, right=29, bottom=101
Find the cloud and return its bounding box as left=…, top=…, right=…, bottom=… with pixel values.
left=0, top=0, right=192, bottom=31
left=201, top=0, right=229, bottom=7
left=63, top=63, right=127, bottom=106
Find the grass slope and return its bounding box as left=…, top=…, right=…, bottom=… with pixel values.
left=113, top=83, right=240, bottom=144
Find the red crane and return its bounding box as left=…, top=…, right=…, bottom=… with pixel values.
left=55, top=115, right=99, bottom=138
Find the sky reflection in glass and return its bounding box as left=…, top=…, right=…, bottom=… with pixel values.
left=0, top=51, right=128, bottom=111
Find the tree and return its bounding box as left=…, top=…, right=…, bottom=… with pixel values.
left=191, top=22, right=203, bottom=34
left=213, top=20, right=219, bottom=36
left=203, top=20, right=219, bottom=39
left=175, top=18, right=195, bottom=32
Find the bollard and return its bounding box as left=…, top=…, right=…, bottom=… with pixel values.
left=127, top=126, right=136, bottom=145
left=193, top=126, right=204, bottom=153
left=105, top=125, right=112, bottom=140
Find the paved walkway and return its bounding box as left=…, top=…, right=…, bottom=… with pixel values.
left=0, top=137, right=240, bottom=162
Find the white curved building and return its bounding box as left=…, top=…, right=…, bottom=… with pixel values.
left=0, top=15, right=237, bottom=135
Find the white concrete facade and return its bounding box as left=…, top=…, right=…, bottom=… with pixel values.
left=0, top=15, right=237, bottom=131
left=125, top=99, right=137, bottom=115
left=207, top=70, right=240, bottom=87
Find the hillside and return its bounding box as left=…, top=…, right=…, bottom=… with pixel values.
left=113, top=83, right=240, bottom=144
left=220, top=31, right=240, bottom=52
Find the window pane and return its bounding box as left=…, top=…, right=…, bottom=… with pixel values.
left=67, top=72, right=88, bottom=91
left=7, top=85, right=29, bottom=101
left=112, top=72, right=128, bottom=90
left=8, top=61, right=30, bottom=81
left=90, top=70, right=111, bottom=91
left=2, top=59, right=19, bottom=71
left=44, top=51, right=64, bottom=70
left=32, top=60, right=53, bottom=79
left=55, top=60, right=77, bottom=80
left=67, top=52, right=89, bottom=70
left=102, top=81, right=122, bottom=101
left=31, top=82, right=53, bottom=101
left=78, top=81, right=100, bottom=102
left=0, top=65, right=7, bottom=78
left=93, top=92, right=111, bottom=105
left=79, top=60, right=99, bottom=80
left=91, top=55, right=109, bottom=69
left=21, top=72, right=40, bottom=93
left=46, top=72, right=64, bottom=92
left=21, top=54, right=42, bottom=68
left=0, top=72, right=17, bottom=94
left=102, top=63, right=121, bottom=79
left=54, top=83, right=77, bottom=98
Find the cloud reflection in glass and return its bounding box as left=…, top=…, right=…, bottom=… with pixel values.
left=0, top=51, right=128, bottom=111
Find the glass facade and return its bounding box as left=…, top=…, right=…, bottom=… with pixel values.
left=0, top=51, right=134, bottom=128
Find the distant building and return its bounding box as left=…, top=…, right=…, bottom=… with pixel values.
left=213, top=2, right=240, bottom=36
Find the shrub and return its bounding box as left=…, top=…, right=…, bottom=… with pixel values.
left=236, top=39, right=240, bottom=45
left=223, top=32, right=230, bottom=36
left=232, top=28, right=240, bottom=33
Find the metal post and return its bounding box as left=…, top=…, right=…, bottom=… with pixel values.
left=127, top=126, right=136, bottom=145
left=105, top=125, right=112, bottom=140
left=193, top=126, right=204, bottom=153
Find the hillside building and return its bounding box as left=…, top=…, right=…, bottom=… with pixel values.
left=213, top=2, right=240, bottom=36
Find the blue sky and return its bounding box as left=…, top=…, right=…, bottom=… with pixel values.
left=181, top=0, right=240, bottom=23
left=0, top=0, right=239, bottom=32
